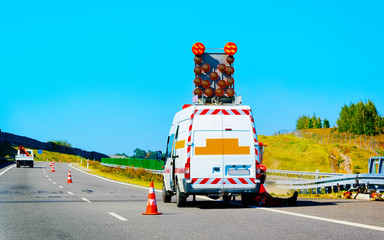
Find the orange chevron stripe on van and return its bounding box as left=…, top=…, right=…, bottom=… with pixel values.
left=195, top=138, right=250, bottom=155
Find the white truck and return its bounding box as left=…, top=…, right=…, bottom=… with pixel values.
left=15, top=146, right=34, bottom=168
left=161, top=105, right=266, bottom=207
left=159, top=42, right=266, bottom=207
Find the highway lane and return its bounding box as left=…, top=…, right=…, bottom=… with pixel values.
left=1, top=161, right=384, bottom=240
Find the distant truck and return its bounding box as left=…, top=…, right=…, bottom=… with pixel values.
left=15, top=146, right=34, bottom=168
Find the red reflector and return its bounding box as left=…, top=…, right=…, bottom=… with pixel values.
left=225, top=128, right=232, bottom=131
left=185, top=162, right=190, bottom=179
left=256, top=162, right=261, bottom=179
left=260, top=164, right=267, bottom=172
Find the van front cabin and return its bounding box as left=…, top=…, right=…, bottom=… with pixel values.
left=162, top=105, right=266, bottom=207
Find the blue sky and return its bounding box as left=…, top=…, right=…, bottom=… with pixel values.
left=1, top=1, right=383, bottom=155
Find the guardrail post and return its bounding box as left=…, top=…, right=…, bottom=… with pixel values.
left=87, top=159, right=89, bottom=169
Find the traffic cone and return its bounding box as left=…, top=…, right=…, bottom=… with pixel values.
left=67, top=171, right=73, bottom=183
left=142, top=181, right=162, bottom=215
left=51, top=165, right=55, bottom=172
left=68, top=160, right=70, bottom=163
left=49, top=162, right=52, bottom=167
left=59, top=159, right=61, bottom=163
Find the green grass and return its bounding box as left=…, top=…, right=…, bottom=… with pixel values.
left=259, top=134, right=376, bottom=173
left=76, top=160, right=163, bottom=189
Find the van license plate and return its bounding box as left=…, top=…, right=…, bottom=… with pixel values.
left=228, top=169, right=249, bottom=175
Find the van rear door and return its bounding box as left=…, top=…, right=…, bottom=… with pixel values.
left=222, top=114, right=256, bottom=190
left=191, top=114, right=224, bottom=190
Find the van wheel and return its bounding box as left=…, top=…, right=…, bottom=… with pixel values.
left=176, top=182, right=186, bottom=207
left=162, top=181, right=172, bottom=203
left=16, top=164, right=20, bottom=168
left=223, top=194, right=231, bottom=202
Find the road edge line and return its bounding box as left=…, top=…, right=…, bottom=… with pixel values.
left=257, top=207, right=384, bottom=232
left=0, top=165, right=15, bottom=176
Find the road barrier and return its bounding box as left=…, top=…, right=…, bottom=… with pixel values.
left=101, top=158, right=164, bottom=171
left=267, top=169, right=343, bottom=179
left=267, top=173, right=384, bottom=194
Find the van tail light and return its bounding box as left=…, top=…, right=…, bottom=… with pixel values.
left=185, top=162, right=190, bottom=179
left=256, top=162, right=267, bottom=179
left=256, top=162, right=261, bottom=179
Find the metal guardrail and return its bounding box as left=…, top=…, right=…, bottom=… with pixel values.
left=101, top=163, right=384, bottom=193
left=267, top=173, right=384, bottom=193
left=267, top=169, right=343, bottom=178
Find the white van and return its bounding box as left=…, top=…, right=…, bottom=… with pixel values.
left=161, top=104, right=266, bottom=207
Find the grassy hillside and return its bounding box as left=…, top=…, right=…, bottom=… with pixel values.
left=259, top=134, right=376, bottom=173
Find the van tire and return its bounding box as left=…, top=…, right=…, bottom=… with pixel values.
left=222, top=194, right=231, bottom=202
left=16, top=164, right=20, bottom=168
left=162, top=181, right=172, bottom=203
left=176, top=182, right=186, bottom=207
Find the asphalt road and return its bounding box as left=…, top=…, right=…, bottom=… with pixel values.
left=1, top=161, right=384, bottom=240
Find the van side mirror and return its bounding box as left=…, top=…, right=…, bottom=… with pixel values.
left=156, top=151, right=165, bottom=161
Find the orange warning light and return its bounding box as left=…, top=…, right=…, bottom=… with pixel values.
left=204, top=88, right=214, bottom=97
left=226, top=77, right=234, bottom=86
left=215, top=88, right=224, bottom=97
left=194, top=88, right=203, bottom=96
left=226, top=88, right=235, bottom=97
left=226, top=66, right=234, bottom=75
left=226, top=55, right=235, bottom=64
left=217, top=80, right=227, bottom=89
left=202, top=80, right=211, bottom=89
left=194, top=77, right=202, bottom=86
left=192, top=42, right=205, bottom=55
left=202, top=63, right=211, bottom=73
left=210, top=72, right=219, bottom=81
left=218, top=64, right=226, bottom=73
left=194, top=55, right=202, bottom=64
left=194, top=66, right=202, bottom=75
left=224, top=42, right=237, bottom=55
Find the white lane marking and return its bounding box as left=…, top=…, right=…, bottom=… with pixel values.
left=257, top=207, right=384, bottom=232
left=108, top=212, right=128, bottom=221
left=48, top=179, right=52, bottom=181
left=81, top=198, right=91, bottom=203
left=67, top=191, right=74, bottom=195
left=52, top=182, right=56, bottom=184
left=68, top=164, right=211, bottom=201
left=0, top=165, right=15, bottom=176
left=58, top=186, right=63, bottom=188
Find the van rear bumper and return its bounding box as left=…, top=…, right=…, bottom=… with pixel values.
left=182, top=179, right=260, bottom=195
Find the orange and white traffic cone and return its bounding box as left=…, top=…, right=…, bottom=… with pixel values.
left=68, top=160, right=70, bottom=163
left=51, top=165, right=55, bottom=172
left=59, top=159, right=61, bottom=163
left=67, top=171, right=73, bottom=183
left=49, top=162, right=52, bottom=167
left=142, top=181, right=162, bottom=215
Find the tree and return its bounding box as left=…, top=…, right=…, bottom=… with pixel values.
left=323, top=118, right=330, bottom=128
left=316, top=117, right=322, bottom=128
left=337, top=100, right=382, bottom=135
left=51, top=140, right=72, bottom=147
left=132, top=148, right=146, bottom=159
left=145, top=151, right=157, bottom=159
left=296, top=115, right=309, bottom=130
left=311, top=115, right=317, bottom=129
